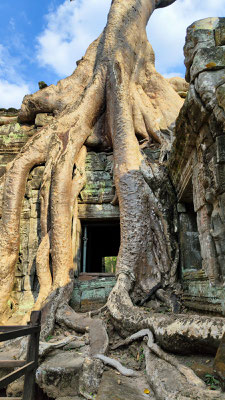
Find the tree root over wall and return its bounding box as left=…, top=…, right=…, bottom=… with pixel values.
left=0, top=0, right=224, bottom=398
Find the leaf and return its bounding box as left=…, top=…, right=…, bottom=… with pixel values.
left=46, top=335, right=53, bottom=342
left=206, top=62, right=217, bottom=68
left=144, top=388, right=150, bottom=394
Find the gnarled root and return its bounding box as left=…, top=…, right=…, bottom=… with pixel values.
left=94, top=354, right=139, bottom=377
left=33, top=232, right=52, bottom=311
left=107, top=274, right=225, bottom=354
left=111, top=327, right=223, bottom=398
left=0, top=130, right=50, bottom=320
left=145, top=346, right=223, bottom=399
left=56, top=302, right=108, bottom=356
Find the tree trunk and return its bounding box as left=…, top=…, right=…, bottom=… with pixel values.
left=0, top=0, right=223, bottom=362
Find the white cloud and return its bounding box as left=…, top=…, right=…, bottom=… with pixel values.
left=2, top=0, right=223, bottom=108
left=0, top=80, right=30, bottom=109
left=148, top=0, right=225, bottom=76
left=37, top=0, right=224, bottom=79
left=36, top=0, right=111, bottom=76
left=0, top=44, right=31, bottom=108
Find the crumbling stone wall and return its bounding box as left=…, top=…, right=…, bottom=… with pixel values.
left=169, top=17, right=225, bottom=314
left=1, top=18, right=225, bottom=315
left=0, top=113, right=118, bottom=311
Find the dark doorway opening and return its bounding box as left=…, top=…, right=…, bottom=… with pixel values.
left=81, top=221, right=120, bottom=274
left=179, top=177, right=202, bottom=273
left=179, top=202, right=202, bottom=271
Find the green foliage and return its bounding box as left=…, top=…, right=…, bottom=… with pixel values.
left=38, top=81, right=48, bottom=90
left=104, top=256, right=117, bottom=273
left=204, top=374, right=220, bottom=390
left=45, top=335, right=53, bottom=342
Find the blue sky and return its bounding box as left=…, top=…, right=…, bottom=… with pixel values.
left=0, top=0, right=224, bottom=108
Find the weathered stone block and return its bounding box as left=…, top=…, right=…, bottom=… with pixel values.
left=182, top=277, right=225, bottom=314
left=193, top=166, right=206, bottom=212
left=196, top=69, right=225, bottom=112
left=202, top=257, right=220, bottom=282
left=197, top=206, right=211, bottom=234
left=177, top=203, right=186, bottom=213
left=199, top=232, right=216, bottom=260
left=71, top=277, right=116, bottom=312
left=85, top=152, right=107, bottom=171
left=0, top=123, right=29, bottom=150
left=196, top=125, right=214, bottom=151
left=143, top=147, right=160, bottom=162
left=215, top=19, right=225, bottom=46
left=209, top=112, right=224, bottom=139
left=36, top=351, right=84, bottom=398
left=78, top=203, right=119, bottom=220
left=185, top=84, right=208, bottom=132
left=190, top=47, right=225, bottom=82
left=215, top=163, right=225, bottom=193
left=184, top=18, right=217, bottom=81
left=35, top=113, right=54, bottom=127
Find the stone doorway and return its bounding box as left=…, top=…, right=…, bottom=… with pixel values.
left=179, top=202, right=202, bottom=273
left=178, top=176, right=202, bottom=274
left=81, top=221, right=120, bottom=274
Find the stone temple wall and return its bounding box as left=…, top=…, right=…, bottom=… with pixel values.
left=169, top=18, right=225, bottom=314
left=0, top=111, right=120, bottom=312
left=0, top=18, right=225, bottom=315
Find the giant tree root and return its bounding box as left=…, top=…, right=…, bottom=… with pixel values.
left=145, top=346, right=223, bottom=399
left=56, top=302, right=109, bottom=356
left=112, top=329, right=205, bottom=386
left=107, top=274, right=225, bottom=354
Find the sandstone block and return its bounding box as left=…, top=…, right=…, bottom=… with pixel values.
left=184, top=18, right=217, bottom=81
left=177, top=203, right=186, bottom=213
left=215, top=163, right=225, bottom=194
left=85, top=152, right=107, bottom=171
left=35, top=113, right=54, bottom=127
left=191, top=47, right=225, bottom=82
left=36, top=351, right=84, bottom=398
left=215, top=19, right=225, bottom=46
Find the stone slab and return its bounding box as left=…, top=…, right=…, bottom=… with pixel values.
left=182, top=279, right=225, bottom=314
left=70, top=277, right=116, bottom=312
left=36, top=350, right=85, bottom=398
left=56, top=397, right=83, bottom=400
left=96, top=370, right=155, bottom=400
left=78, top=203, right=119, bottom=220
